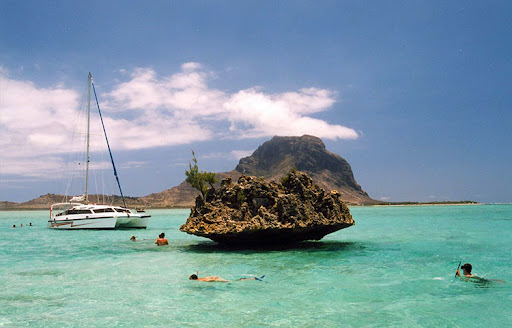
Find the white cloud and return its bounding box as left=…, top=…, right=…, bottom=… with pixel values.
left=182, top=62, right=202, bottom=71
left=0, top=71, right=82, bottom=179
left=1, top=63, right=359, bottom=179
left=105, top=64, right=358, bottom=140
left=201, top=150, right=254, bottom=160
left=230, top=150, right=254, bottom=160
left=224, top=88, right=358, bottom=139
left=104, top=64, right=226, bottom=119
left=119, top=161, right=148, bottom=169
left=200, top=152, right=225, bottom=159
left=1, top=156, right=67, bottom=178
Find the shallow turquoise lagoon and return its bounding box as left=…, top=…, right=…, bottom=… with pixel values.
left=1, top=205, right=511, bottom=327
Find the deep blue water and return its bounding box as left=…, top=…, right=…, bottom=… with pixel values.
left=1, top=205, right=511, bottom=327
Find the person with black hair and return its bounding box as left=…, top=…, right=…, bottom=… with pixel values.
left=456, top=263, right=474, bottom=278
left=155, top=233, right=168, bottom=246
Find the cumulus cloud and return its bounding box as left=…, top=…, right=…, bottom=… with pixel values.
left=0, top=71, right=81, bottom=179
left=201, top=150, right=255, bottom=160
left=224, top=88, right=358, bottom=139
left=0, top=63, right=358, bottom=179
left=104, top=64, right=226, bottom=119
left=105, top=63, right=358, bottom=140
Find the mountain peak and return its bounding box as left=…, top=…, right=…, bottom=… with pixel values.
left=235, top=135, right=374, bottom=204
left=236, top=135, right=322, bottom=173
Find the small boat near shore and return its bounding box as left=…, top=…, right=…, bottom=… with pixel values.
left=48, top=73, right=150, bottom=230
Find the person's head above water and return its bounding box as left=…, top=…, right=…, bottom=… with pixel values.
left=159, top=233, right=165, bottom=238
left=189, top=274, right=198, bottom=280
left=461, top=263, right=472, bottom=274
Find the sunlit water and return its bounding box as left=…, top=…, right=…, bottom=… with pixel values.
left=1, top=205, right=511, bottom=327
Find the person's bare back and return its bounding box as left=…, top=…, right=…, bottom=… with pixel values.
left=189, top=274, right=229, bottom=282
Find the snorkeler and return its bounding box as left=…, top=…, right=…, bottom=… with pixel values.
left=189, top=274, right=229, bottom=282
left=456, top=263, right=506, bottom=284
left=456, top=263, right=475, bottom=278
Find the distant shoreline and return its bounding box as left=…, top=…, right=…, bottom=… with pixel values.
left=0, top=206, right=191, bottom=211
left=364, top=201, right=482, bottom=207
left=0, top=201, right=490, bottom=211
left=367, top=202, right=483, bottom=207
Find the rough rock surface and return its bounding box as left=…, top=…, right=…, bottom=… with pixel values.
left=180, top=171, right=355, bottom=245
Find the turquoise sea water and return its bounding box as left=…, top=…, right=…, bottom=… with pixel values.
left=1, top=205, right=511, bottom=327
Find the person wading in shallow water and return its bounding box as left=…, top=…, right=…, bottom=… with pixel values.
left=155, top=233, right=168, bottom=246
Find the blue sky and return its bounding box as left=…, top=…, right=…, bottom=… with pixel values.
left=1, top=1, right=511, bottom=203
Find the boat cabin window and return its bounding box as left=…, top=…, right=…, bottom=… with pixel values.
left=115, top=208, right=130, bottom=213
left=93, top=208, right=116, bottom=213
left=66, top=209, right=93, bottom=215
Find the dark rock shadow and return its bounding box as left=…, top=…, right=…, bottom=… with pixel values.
left=181, top=240, right=366, bottom=254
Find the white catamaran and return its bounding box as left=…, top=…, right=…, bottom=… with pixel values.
left=48, top=73, right=150, bottom=229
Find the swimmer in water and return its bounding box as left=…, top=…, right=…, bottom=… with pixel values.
left=155, top=233, right=168, bottom=246
left=189, top=274, right=229, bottom=282
left=130, top=236, right=137, bottom=241
left=456, top=263, right=475, bottom=278
left=456, top=263, right=506, bottom=284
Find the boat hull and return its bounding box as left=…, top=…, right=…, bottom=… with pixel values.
left=48, top=216, right=150, bottom=230
left=48, top=217, right=118, bottom=229
left=116, top=216, right=150, bottom=229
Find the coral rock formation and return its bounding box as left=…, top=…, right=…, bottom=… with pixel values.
left=180, top=171, right=355, bottom=245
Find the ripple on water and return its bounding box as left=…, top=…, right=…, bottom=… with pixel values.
left=15, top=269, right=64, bottom=277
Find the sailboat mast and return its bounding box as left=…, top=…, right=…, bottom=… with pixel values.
left=85, top=72, right=92, bottom=203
